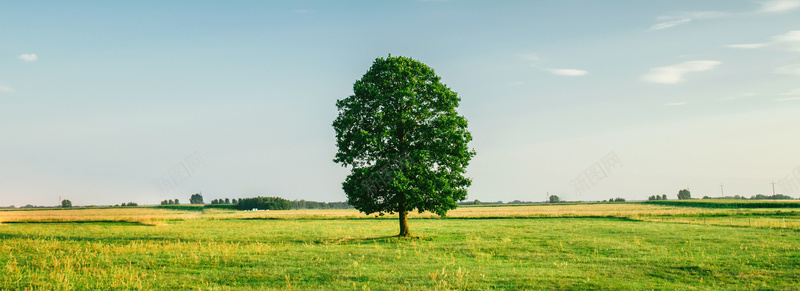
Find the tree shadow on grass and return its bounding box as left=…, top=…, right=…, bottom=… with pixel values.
left=319, top=234, right=433, bottom=245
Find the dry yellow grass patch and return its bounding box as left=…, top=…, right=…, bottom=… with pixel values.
left=0, top=208, right=199, bottom=224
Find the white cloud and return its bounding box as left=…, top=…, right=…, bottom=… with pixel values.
left=664, top=102, right=688, bottom=106
left=648, top=18, right=691, bottom=31
left=19, top=53, right=38, bottom=62
left=776, top=97, right=800, bottom=101
left=520, top=53, right=539, bottom=62
left=782, top=88, right=800, bottom=95
left=760, top=0, right=800, bottom=13
left=0, top=83, right=14, bottom=93
left=727, top=43, right=768, bottom=49
left=648, top=11, right=730, bottom=31
left=641, top=60, right=721, bottom=84
left=730, top=30, right=800, bottom=53
left=775, top=64, right=800, bottom=75
left=772, top=30, right=800, bottom=53
left=547, top=68, right=588, bottom=76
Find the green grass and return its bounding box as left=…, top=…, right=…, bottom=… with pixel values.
left=2, top=208, right=800, bottom=290
left=644, top=199, right=800, bottom=209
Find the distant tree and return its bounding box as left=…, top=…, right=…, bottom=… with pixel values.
left=232, top=198, right=238, bottom=204
left=190, top=193, right=204, bottom=204
left=661, top=194, right=667, bottom=200
left=61, top=199, right=72, bottom=208
left=751, top=194, right=794, bottom=200
left=225, top=198, right=230, bottom=204
left=161, top=200, right=168, bottom=205
left=473, top=199, right=482, bottom=206
left=237, top=196, right=291, bottom=210
left=333, top=56, right=475, bottom=237
left=677, top=189, right=691, bottom=200
left=174, top=199, right=180, bottom=204
left=612, top=197, right=626, bottom=202
left=549, top=195, right=561, bottom=203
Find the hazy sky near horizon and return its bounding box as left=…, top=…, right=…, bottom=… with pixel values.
left=2, top=1, right=800, bottom=206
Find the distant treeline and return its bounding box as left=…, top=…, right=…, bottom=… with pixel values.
left=458, top=200, right=541, bottom=206
left=645, top=199, right=800, bottom=209
left=205, top=196, right=353, bottom=210
left=701, top=194, right=795, bottom=200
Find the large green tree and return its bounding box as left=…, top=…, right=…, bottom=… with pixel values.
left=333, top=55, right=475, bottom=237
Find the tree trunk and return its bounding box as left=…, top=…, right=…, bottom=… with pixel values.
left=398, top=201, right=410, bottom=237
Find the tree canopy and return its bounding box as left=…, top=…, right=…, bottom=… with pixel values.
left=333, top=55, right=475, bottom=237
left=678, top=189, right=691, bottom=200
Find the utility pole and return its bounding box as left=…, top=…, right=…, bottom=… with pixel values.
left=772, top=181, right=776, bottom=196
left=720, top=184, right=724, bottom=197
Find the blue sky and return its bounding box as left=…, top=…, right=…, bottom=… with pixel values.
left=2, top=1, right=800, bottom=206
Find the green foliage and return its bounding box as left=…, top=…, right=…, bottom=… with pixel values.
left=751, top=194, right=795, bottom=200
left=190, top=193, right=204, bottom=205
left=648, top=195, right=667, bottom=201
left=290, top=200, right=352, bottom=209
left=119, top=202, right=137, bottom=207
left=61, top=199, right=72, bottom=208
left=609, top=197, right=626, bottom=202
left=203, top=204, right=237, bottom=210
left=549, top=195, right=561, bottom=203
left=236, top=196, right=291, bottom=210
left=644, top=199, right=800, bottom=209
left=678, top=189, right=691, bottom=200
left=333, top=55, right=475, bottom=235
left=155, top=204, right=205, bottom=211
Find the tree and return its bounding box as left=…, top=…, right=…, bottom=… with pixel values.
left=61, top=199, right=72, bottom=208
left=677, top=189, right=691, bottom=200
left=190, top=193, right=204, bottom=204
left=174, top=199, right=180, bottom=204
left=225, top=198, right=230, bottom=204
left=333, top=55, right=475, bottom=237
left=549, top=195, right=560, bottom=203
left=661, top=194, right=667, bottom=200
left=237, top=196, right=291, bottom=210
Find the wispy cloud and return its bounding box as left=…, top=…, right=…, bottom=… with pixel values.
left=647, top=11, right=729, bottom=31
left=729, top=30, right=800, bottom=53
left=19, top=53, right=38, bottom=62
left=782, top=88, right=800, bottom=95
left=727, top=43, right=769, bottom=49
left=641, top=60, right=721, bottom=84
left=759, top=0, right=800, bottom=13
left=548, top=68, right=588, bottom=77
left=775, top=64, right=800, bottom=76
left=648, top=1, right=798, bottom=32
left=648, top=18, right=691, bottom=31
left=0, top=83, right=14, bottom=93
left=520, top=53, right=540, bottom=62
left=664, top=102, right=688, bottom=106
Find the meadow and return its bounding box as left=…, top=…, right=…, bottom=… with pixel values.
left=1, top=202, right=799, bottom=290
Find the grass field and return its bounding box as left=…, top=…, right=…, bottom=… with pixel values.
left=1, top=202, right=799, bottom=290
